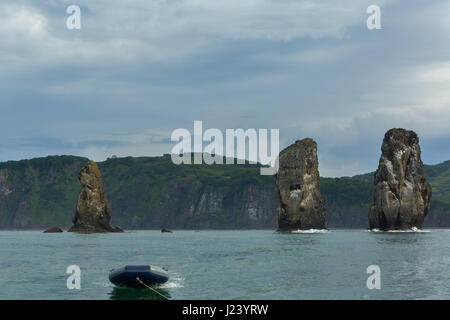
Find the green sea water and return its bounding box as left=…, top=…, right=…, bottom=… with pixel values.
left=0, top=229, right=449, bottom=300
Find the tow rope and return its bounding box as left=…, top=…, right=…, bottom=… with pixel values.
left=136, top=276, right=171, bottom=300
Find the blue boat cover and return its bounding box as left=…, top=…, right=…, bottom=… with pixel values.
left=109, top=265, right=169, bottom=288
left=125, top=265, right=150, bottom=271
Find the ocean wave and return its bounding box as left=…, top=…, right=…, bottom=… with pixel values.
left=291, top=229, right=329, bottom=234
left=368, top=227, right=430, bottom=233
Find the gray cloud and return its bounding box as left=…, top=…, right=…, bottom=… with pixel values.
left=0, top=0, right=449, bottom=176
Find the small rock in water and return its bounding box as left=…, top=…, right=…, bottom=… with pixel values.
left=43, top=226, right=63, bottom=233
left=161, top=228, right=172, bottom=233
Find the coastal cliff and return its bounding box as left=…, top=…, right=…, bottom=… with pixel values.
left=119, top=182, right=277, bottom=229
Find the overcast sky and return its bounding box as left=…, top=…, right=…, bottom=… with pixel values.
left=1, top=0, right=449, bottom=176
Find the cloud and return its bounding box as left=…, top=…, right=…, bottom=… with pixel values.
left=0, top=0, right=389, bottom=68
left=281, top=57, right=450, bottom=176
left=1, top=0, right=450, bottom=178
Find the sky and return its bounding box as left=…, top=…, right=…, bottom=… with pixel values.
left=1, top=0, right=449, bottom=177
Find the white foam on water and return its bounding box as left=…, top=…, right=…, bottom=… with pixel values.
left=368, top=227, right=430, bottom=233
left=92, top=281, right=113, bottom=288
left=291, top=229, right=329, bottom=234
left=157, top=276, right=185, bottom=289
left=159, top=281, right=184, bottom=289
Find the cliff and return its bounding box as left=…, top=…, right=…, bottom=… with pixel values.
left=0, top=155, right=277, bottom=229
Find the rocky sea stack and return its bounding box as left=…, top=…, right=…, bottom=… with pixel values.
left=43, top=226, right=63, bottom=233
left=68, top=161, right=123, bottom=233
left=276, top=138, right=326, bottom=231
left=369, top=129, right=432, bottom=230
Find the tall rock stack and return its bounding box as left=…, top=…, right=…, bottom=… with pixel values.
left=276, top=138, right=326, bottom=231
left=68, top=161, right=123, bottom=232
left=369, top=129, right=432, bottom=230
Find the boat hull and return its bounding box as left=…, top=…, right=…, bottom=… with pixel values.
left=109, top=265, right=169, bottom=288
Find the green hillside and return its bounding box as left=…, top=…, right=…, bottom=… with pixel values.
left=425, top=161, right=450, bottom=205
left=0, top=155, right=277, bottom=229
left=0, top=156, right=87, bottom=227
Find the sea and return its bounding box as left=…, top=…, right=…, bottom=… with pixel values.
left=0, top=229, right=449, bottom=300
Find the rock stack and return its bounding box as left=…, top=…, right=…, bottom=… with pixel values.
left=276, top=138, right=326, bottom=231
left=369, top=129, right=432, bottom=230
left=68, top=161, right=123, bottom=233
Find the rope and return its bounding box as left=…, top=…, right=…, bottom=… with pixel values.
left=136, top=276, right=171, bottom=300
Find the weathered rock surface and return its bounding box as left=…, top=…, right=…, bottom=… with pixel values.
left=276, top=138, right=326, bottom=231
left=68, top=161, right=123, bottom=233
left=369, top=129, right=432, bottom=230
left=44, top=226, right=63, bottom=233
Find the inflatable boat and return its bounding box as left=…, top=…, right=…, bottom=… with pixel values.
left=109, top=265, right=169, bottom=288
